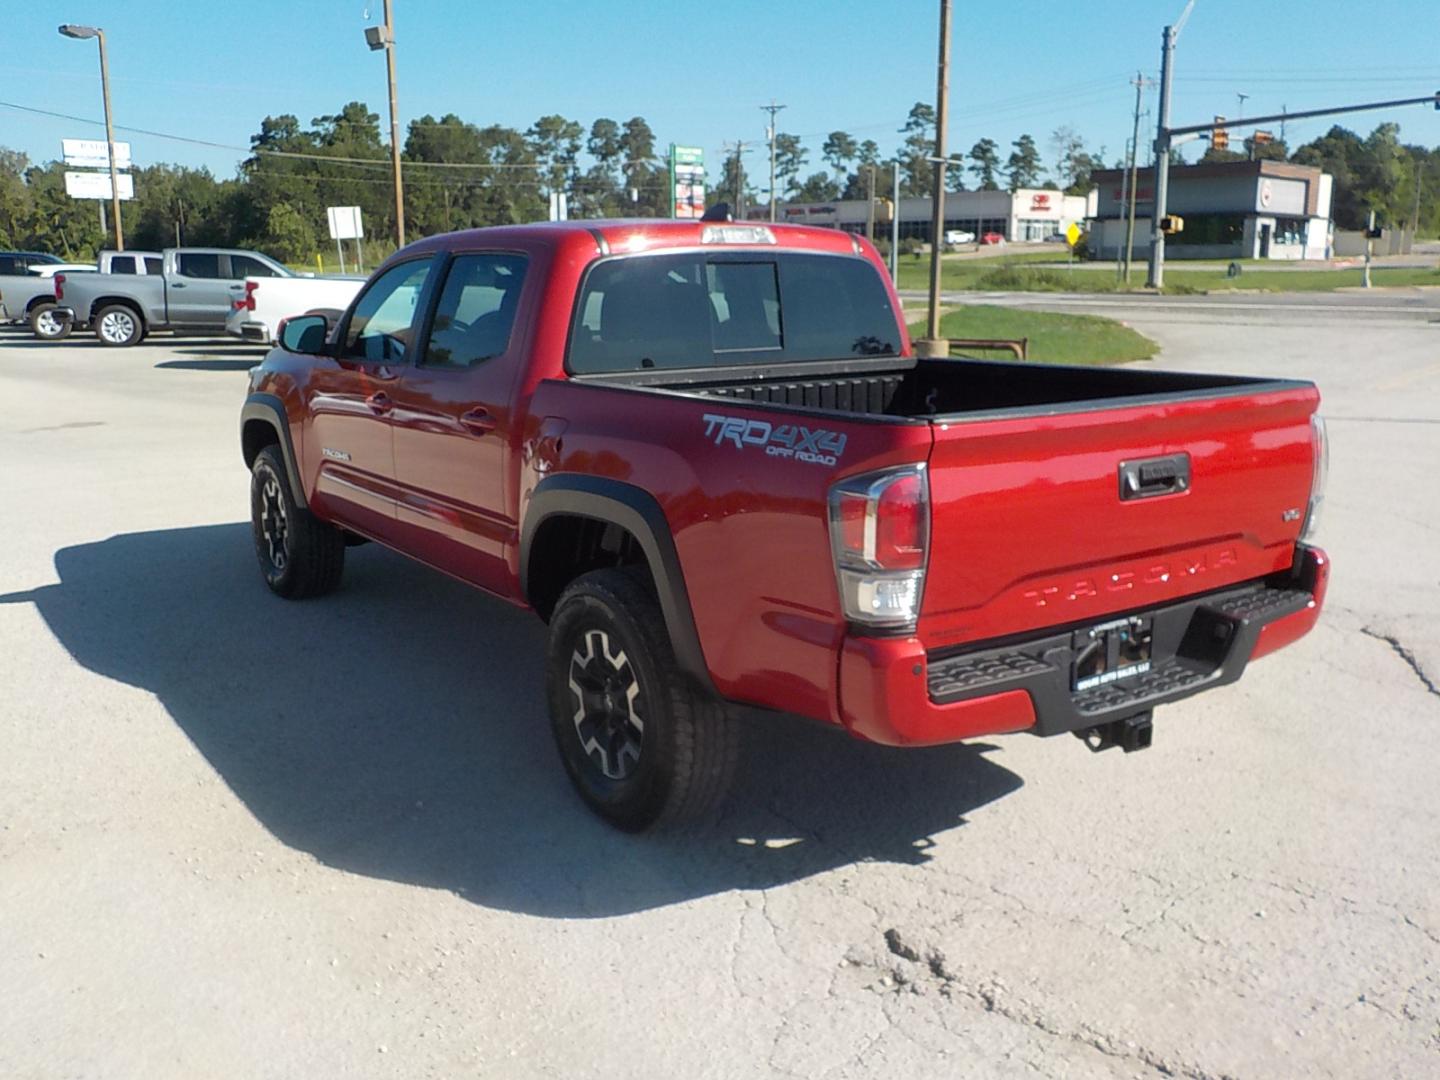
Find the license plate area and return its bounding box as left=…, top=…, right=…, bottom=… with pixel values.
left=1072, top=616, right=1153, bottom=692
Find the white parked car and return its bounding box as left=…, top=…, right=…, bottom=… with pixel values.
left=225, top=274, right=366, bottom=345
left=943, top=230, right=977, bottom=245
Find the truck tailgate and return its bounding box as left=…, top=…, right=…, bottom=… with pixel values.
left=919, top=382, right=1319, bottom=653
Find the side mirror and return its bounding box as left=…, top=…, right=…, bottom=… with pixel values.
left=278, top=314, right=329, bottom=355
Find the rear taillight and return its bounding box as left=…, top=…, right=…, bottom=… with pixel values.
left=54, top=274, right=65, bottom=300
left=828, top=464, right=930, bottom=631
left=235, top=280, right=258, bottom=311
left=1301, top=413, right=1327, bottom=543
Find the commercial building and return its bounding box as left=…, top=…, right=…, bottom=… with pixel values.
left=1088, top=160, right=1334, bottom=261
left=761, top=188, right=1090, bottom=243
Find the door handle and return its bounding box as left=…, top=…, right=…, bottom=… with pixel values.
left=366, top=391, right=393, bottom=415
left=171, top=282, right=186, bottom=288
left=460, top=407, right=496, bottom=434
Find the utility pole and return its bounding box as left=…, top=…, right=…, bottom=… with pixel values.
left=1146, top=0, right=1195, bottom=290
left=759, top=101, right=786, bottom=222
left=865, top=165, right=877, bottom=244
left=891, top=159, right=901, bottom=284
left=1364, top=208, right=1375, bottom=288
left=1411, top=160, right=1425, bottom=240
left=723, top=141, right=752, bottom=220
left=1121, top=72, right=1153, bottom=282
left=1236, top=91, right=1248, bottom=119
left=382, top=0, right=405, bottom=246
left=1280, top=104, right=1287, bottom=144
left=923, top=0, right=952, bottom=348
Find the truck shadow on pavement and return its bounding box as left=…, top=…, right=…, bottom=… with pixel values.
left=2, top=524, right=1023, bottom=917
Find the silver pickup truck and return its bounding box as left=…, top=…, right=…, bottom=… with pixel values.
left=54, top=247, right=293, bottom=346
left=3, top=251, right=163, bottom=339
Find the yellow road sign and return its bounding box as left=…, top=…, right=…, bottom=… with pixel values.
left=1065, top=222, right=1082, bottom=247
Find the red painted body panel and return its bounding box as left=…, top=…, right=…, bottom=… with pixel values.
left=247, top=217, right=1327, bottom=747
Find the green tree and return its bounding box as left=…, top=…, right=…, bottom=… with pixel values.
left=774, top=133, right=807, bottom=196
left=900, top=102, right=936, bottom=197
left=968, top=138, right=1000, bottom=190
left=1005, top=133, right=1042, bottom=191
left=821, top=131, right=857, bottom=177
left=794, top=171, right=840, bottom=202
left=259, top=202, right=316, bottom=263
left=0, top=148, right=33, bottom=248
left=526, top=114, right=583, bottom=198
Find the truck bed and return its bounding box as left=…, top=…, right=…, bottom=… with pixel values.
left=577, top=355, right=1290, bottom=421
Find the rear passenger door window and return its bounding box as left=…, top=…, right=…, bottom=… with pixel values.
left=176, top=252, right=222, bottom=279
left=231, top=254, right=283, bottom=279
left=422, top=254, right=528, bottom=369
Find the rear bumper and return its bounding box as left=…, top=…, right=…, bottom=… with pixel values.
left=837, top=544, right=1328, bottom=747
left=227, top=319, right=272, bottom=344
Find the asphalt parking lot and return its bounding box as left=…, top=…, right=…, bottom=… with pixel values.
left=1, top=297, right=1437, bottom=1079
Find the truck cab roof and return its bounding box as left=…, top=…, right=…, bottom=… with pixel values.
left=395, top=218, right=870, bottom=260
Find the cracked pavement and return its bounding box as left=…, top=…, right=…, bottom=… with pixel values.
left=2, top=290, right=1438, bottom=1078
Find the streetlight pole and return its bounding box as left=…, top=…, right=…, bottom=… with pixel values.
left=58, top=24, right=123, bottom=251
left=1146, top=1, right=1196, bottom=290
left=366, top=2, right=406, bottom=247
left=383, top=0, right=405, bottom=247
left=923, top=0, right=952, bottom=349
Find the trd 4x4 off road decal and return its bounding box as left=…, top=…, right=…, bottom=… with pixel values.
left=702, top=413, right=847, bottom=466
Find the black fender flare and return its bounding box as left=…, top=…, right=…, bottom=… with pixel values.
left=520, top=474, right=716, bottom=698
left=240, top=393, right=307, bottom=509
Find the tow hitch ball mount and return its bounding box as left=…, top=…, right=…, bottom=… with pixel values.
left=1076, top=711, right=1154, bottom=754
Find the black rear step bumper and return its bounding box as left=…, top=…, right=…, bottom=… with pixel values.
left=926, top=546, right=1327, bottom=738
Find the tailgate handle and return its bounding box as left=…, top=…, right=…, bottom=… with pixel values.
left=1119, top=453, right=1190, bottom=500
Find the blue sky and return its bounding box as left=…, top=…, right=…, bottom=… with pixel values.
left=3, top=0, right=1438, bottom=182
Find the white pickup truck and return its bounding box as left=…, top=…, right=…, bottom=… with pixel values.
left=225, top=273, right=365, bottom=345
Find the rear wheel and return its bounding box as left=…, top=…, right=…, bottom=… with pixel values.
left=546, top=568, right=737, bottom=830
left=30, top=302, right=71, bottom=340
left=250, top=445, right=345, bottom=598
left=95, top=304, right=144, bottom=347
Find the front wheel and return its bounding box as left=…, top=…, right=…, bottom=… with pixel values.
left=30, top=302, right=72, bottom=340
left=546, top=568, right=738, bottom=830
left=94, top=304, right=144, bottom=347
left=250, top=445, right=345, bottom=599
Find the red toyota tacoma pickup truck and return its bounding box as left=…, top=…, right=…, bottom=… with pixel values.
left=240, top=218, right=1329, bottom=830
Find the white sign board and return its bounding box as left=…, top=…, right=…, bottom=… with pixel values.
left=327, top=205, right=364, bottom=240
left=64, top=171, right=135, bottom=201
left=62, top=138, right=132, bottom=170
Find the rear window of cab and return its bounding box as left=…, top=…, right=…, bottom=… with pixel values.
left=567, top=251, right=900, bottom=374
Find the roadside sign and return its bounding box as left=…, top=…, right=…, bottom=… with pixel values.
left=1065, top=222, right=1082, bottom=247
left=670, top=144, right=706, bottom=220
left=326, top=206, right=364, bottom=240
left=64, top=170, right=134, bottom=200
left=61, top=138, right=132, bottom=170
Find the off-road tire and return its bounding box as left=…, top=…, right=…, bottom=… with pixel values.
left=94, top=304, right=145, bottom=347
left=250, top=444, right=345, bottom=599
left=546, top=568, right=738, bottom=831
left=30, top=302, right=72, bottom=340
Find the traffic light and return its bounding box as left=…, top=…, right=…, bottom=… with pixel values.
left=875, top=197, right=894, bottom=223
left=1160, top=215, right=1185, bottom=234
left=1211, top=116, right=1228, bottom=152
left=1253, top=130, right=1274, bottom=146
